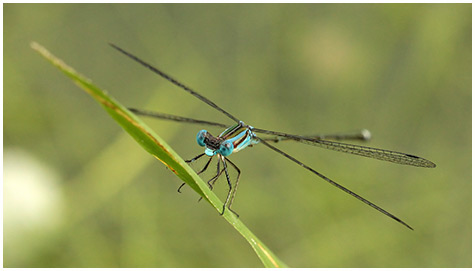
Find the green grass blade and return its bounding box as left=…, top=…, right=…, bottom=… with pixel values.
left=31, top=42, right=288, bottom=268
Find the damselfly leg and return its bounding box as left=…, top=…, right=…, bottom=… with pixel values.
left=182, top=152, right=241, bottom=216
left=178, top=153, right=209, bottom=192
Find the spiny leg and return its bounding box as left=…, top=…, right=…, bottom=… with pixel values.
left=197, top=156, right=213, bottom=175
left=195, top=156, right=214, bottom=201
left=178, top=153, right=208, bottom=193
left=208, top=159, right=224, bottom=190
left=185, top=153, right=206, bottom=163
left=198, top=158, right=224, bottom=202
left=207, top=169, right=225, bottom=191
left=225, top=157, right=241, bottom=217
left=220, top=156, right=239, bottom=217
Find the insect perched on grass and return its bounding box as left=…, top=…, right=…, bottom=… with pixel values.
left=110, top=44, right=436, bottom=230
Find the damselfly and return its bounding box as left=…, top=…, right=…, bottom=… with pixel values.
left=110, top=44, right=436, bottom=230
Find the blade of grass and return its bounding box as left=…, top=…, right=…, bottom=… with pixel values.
left=31, top=42, right=287, bottom=268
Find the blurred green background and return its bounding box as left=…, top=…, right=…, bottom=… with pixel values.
left=4, top=3, right=471, bottom=267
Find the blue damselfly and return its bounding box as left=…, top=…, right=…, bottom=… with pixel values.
left=110, top=44, right=436, bottom=230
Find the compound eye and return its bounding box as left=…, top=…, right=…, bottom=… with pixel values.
left=219, top=140, right=234, bottom=157
left=196, top=130, right=207, bottom=147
